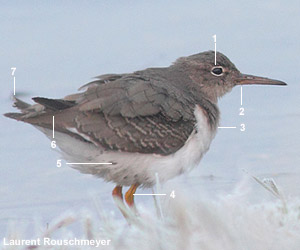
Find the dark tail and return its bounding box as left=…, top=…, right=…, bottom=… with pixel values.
left=32, top=97, right=75, bottom=111
left=4, top=97, right=76, bottom=121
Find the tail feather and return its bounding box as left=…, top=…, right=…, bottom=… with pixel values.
left=5, top=96, right=77, bottom=124
left=12, top=97, right=31, bottom=111
left=4, top=112, right=24, bottom=120
left=4, top=97, right=32, bottom=120
left=32, top=97, right=76, bottom=111
left=4, top=96, right=75, bottom=121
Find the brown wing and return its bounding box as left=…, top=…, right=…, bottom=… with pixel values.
left=74, top=111, right=194, bottom=155
left=5, top=73, right=196, bottom=155
left=71, top=73, right=196, bottom=155
left=77, top=74, right=195, bottom=121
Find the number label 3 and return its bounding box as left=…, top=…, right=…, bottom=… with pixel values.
left=240, top=123, right=246, bottom=132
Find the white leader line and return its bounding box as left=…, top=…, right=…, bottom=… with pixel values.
left=241, top=86, right=243, bottom=106
left=13, top=77, right=16, bottom=95
left=133, top=194, right=166, bottom=196
left=52, top=116, right=55, bottom=139
left=66, top=162, right=113, bottom=165
left=218, top=126, right=237, bottom=129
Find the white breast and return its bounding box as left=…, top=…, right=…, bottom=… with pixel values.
left=143, top=105, right=217, bottom=185
left=37, top=105, right=217, bottom=187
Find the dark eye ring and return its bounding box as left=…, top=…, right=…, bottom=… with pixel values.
left=211, top=66, right=224, bottom=76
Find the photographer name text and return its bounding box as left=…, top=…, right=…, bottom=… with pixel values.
left=2, top=237, right=111, bottom=247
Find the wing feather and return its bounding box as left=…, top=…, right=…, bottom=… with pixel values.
left=6, top=72, right=197, bottom=156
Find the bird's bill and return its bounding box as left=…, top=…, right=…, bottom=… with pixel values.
left=235, top=74, right=287, bottom=86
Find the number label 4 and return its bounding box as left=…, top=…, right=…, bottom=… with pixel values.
left=170, top=190, right=176, bottom=199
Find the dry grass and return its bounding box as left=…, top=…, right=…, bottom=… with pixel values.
left=2, top=177, right=300, bottom=250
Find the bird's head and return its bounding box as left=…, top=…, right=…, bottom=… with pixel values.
left=174, top=51, right=286, bottom=103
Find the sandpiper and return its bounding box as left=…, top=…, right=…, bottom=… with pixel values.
left=5, top=51, right=286, bottom=214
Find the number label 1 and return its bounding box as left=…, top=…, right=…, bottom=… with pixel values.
left=239, top=107, right=245, bottom=116
left=51, top=140, right=56, bottom=148
left=212, top=34, right=216, bottom=43
left=240, top=123, right=246, bottom=132
left=57, top=159, right=62, bottom=168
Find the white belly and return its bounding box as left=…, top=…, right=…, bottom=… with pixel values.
left=38, top=105, right=217, bottom=187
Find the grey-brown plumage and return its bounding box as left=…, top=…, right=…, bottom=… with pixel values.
left=5, top=51, right=286, bottom=156
left=5, top=51, right=286, bottom=157
left=6, top=52, right=213, bottom=154
left=4, top=50, right=287, bottom=213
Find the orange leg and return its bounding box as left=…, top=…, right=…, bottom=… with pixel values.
left=125, top=184, right=139, bottom=207
left=112, top=184, right=140, bottom=219
left=112, top=185, right=123, bottom=200
left=112, top=185, right=128, bottom=218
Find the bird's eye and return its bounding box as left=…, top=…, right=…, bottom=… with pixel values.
left=211, top=66, right=224, bottom=76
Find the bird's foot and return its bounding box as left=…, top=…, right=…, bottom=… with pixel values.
left=112, top=184, right=140, bottom=220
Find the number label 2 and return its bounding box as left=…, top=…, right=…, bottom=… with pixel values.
left=239, top=107, right=245, bottom=116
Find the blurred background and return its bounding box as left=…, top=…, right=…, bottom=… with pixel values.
left=0, top=1, right=299, bottom=235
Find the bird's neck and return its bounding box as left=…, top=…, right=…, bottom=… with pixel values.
left=140, top=66, right=220, bottom=129
left=194, top=96, right=220, bottom=131
left=162, top=66, right=220, bottom=130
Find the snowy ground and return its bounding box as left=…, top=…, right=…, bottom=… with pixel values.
left=0, top=1, right=300, bottom=249
left=2, top=179, right=300, bottom=250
